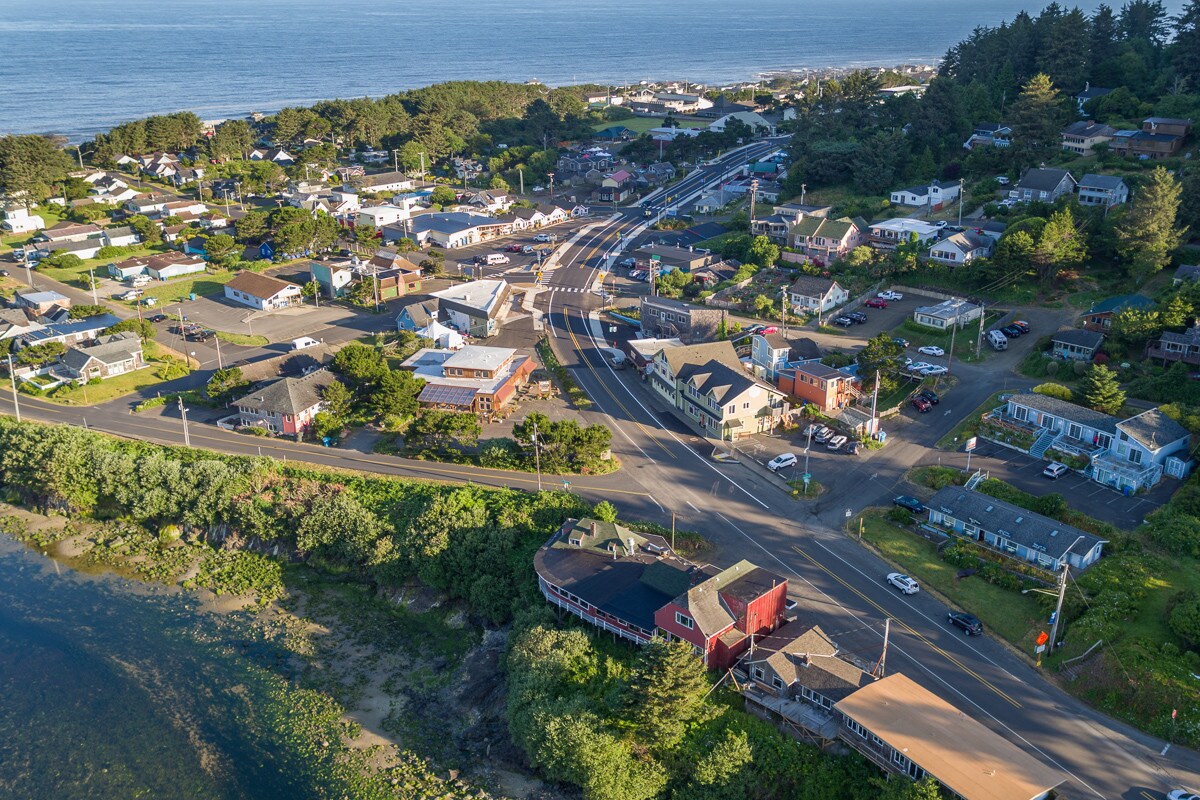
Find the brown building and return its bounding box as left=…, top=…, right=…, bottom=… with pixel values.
left=1109, top=117, right=1192, bottom=159
left=639, top=296, right=724, bottom=344
left=778, top=362, right=858, bottom=413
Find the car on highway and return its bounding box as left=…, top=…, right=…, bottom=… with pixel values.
left=879, top=290, right=903, bottom=301
left=948, top=611, right=983, bottom=635
left=832, top=315, right=854, bottom=326
left=892, top=337, right=909, bottom=348
left=917, top=345, right=944, bottom=356
left=893, top=495, right=925, bottom=513
left=826, top=434, right=848, bottom=450
left=917, top=388, right=939, bottom=404
left=911, top=396, right=932, bottom=412
left=886, top=573, right=920, bottom=594
left=864, top=298, right=888, bottom=309
left=1043, top=462, right=1070, bottom=479
left=813, top=426, right=835, bottom=443
left=767, top=453, right=798, bottom=472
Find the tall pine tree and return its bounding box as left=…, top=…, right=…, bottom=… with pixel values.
left=622, top=640, right=711, bottom=750
left=1008, top=74, right=1071, bottom=159
left=1079, top=364, right=1126, bottom=415
left=1173, top=0, right=1200, bottom=91
left=1116, top=166, right=1186, bottom=282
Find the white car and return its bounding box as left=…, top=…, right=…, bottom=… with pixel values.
left=908, top=361, right=935, bottom=373
left=1043, top=462, right=1069, bottom=479
left=917, top=345, right=944, bottom=356
left=996, top=176, right=1011, bottom=185
left=826, top=435, right=848, bottom=450
left=291, top=336, right=320, bottom=351
left=1168, top=791, right=1200, bottom=800
left=767, top=453, right=798, bottom=472
left=920, top=365, right=949, bottom=376
left=878, top=291, right=903, bottom=301
left=887, top=573, right=920, bottom=594
left=534, top=233, right=554, bottom=242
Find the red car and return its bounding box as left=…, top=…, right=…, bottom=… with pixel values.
left=865, top=298, right=888, bottom=309
left=760, top=326, right=779, bottom=335
left=505, top=244, right=524, bottom=252
left=911, top=397, right=932, bottom=413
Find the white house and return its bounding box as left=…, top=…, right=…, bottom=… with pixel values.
left=430, top=279, right=512, bottom=337
left=913, top=298, right=982, bottom=329
left=787, top=275, right=849, bottom=314
left=1, top=205, right=44, bottom=234
left=708, top=111, right=773, bottom=136
left=354, top=171, right=415, bottom=195
left=889, top=180, right=961, bottom=210
left=223, top=271, right=304, bottom=311
left=928, top=232, right=993, bottom=265
left=356, top=204, right=412, bottom=229
left=1009, top=168, right=1077, bottom=204
left=868, top=218, right=941, bottom=251
left=1077, top=174, right=1129, bottom=208
left=103, top=226, right=140, bottom=248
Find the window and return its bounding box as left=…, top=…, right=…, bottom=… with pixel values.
left=1068, top=423, right=1082, bottom=440
left=675, top=612, right=694, bottom=630
left=752, top=666, right=764, bottom=680
left=771, top=676, right=785, bottom=690
left=1129, top=448, right=1143, bottom=465
left=727, top=404, right=736, bottom=414
left=1013, top=406, right=1028, bottom=422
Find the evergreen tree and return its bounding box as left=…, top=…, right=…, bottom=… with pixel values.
left=321, top=379, right=354, bottom=423
left=1079, top=364, right=1126, bottom=414
left=1116, top=166, right=1186, bottom=282
left=1173, top=0, right=1200, bottom=92
left=1162, top=295, right=1194, bottom=328
left=1037, top=6, right=1092, bottom=92
left=1008, top=74, right=1071, bottom=158
left=1120, top=0, right=1170, bottom=46
left=1033, top=208, right=1087, bottom=284
left=1090, top=4, right=1120, bottom=68
left=622, top=640, right=710, bottom=750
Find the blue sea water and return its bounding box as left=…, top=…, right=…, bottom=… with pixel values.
left=0, top=0, right=1176, bottom=140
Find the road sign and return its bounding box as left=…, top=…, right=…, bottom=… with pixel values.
left=1035, top=644, right=1046, bottom=654
left=1036, top=631, right=1049, bottom=646
left=650, top=254, right=661, bottom=262
left=965, top=436, right=977, bottom=452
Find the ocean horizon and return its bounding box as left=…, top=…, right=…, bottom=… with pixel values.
left=0, top=0, right=1185, bottom=141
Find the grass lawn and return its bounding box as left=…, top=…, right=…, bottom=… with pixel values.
left=42, top=366, right=168, bottom=406
left=856, top=511, right=1043, bottom=647
left=215, top=330, right=269, bottom=347
left=935, top=391, right=1005, bottom=449
left=122, top=269, right=237, bottom=309
left=897, top=311, right=1003, bottom=364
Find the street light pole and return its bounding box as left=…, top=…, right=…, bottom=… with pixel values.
left=531, top=419, right=543, bottom=491
left=178, top=396, right=191, bottom=447
left=1050, top=562, right=1070, bottom=652
left=88, top=265, right=98, bottom=304
left=7, top=354, right=20, bottom=423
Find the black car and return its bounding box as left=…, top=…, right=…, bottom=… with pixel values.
left=948, top=611, right=983, bottom=635
left=841, top=440, right=862, bottom=455
left=893, top=496, right=926, bottom=513
left=918, top=388, right=940, bottom=405
left=148, top=314, right=168, bottom=323
left=892, top=337, right=910, bottom=348
left=1001, top=324, right=1023, bottom=338
left=832, top=316, right=854, bottom=327
left=847, top=311, right=868, bottom=324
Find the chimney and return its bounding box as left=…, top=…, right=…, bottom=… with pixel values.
left=627, top=537, right=636, bottom=555
left=590, top=521, right=597, bottom=537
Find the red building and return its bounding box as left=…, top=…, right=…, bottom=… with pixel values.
left=655, top=560, right=788, bottom=670
left=534, top=519, right=787, bottom=670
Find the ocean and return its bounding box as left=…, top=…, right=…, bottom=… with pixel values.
left=0, top=0, right=1169, bottom=141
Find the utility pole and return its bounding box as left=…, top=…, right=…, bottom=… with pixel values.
left=976, top=303, right=986, bottom=359
left=957, top=178, right=964, bottom=227
left=780, top=287, right=788, bottom=338
left=7, top=354, right=20, bottom=423
left=178, top=396, right=191, bottom=447
left=870, top=369, right=880, bottom=439
left=214, top=333, right=224, bottom=370
left=519, top=168, right=524, bottom=196
left=948, top=318, right=957, bottom=374
left=531, top=419, right=543, bottom=491
left=749, top=178, right=759, bottom=226
left=88, top=265, right=98, bottom=304
left=1050, top=563, right=1069, bottom=652
left=875, top=618, right=890, bottom=677
left=548, top=172, right=555, bottom=199
left=800, top=182, right=807, bottom=206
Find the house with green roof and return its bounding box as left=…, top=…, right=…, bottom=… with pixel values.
left=787, top=216, right=867, bottom=266
left=1081, top=294, right=1154, bottom=332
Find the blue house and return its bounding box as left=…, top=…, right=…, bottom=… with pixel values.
left=750, top=333, right=822, bottom=381
left=926, top=486, right=1107, bottom=572
left=396, top=299, right=440, bottom=332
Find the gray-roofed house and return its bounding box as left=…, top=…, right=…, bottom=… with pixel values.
left=14, top=289, right=71, bottom=315
left=59, top=331, right=144, bottom=382
left=927, top=486, right=1107, bottom=572
left=1061, top=121, right=1117, bottom=155
left=1077, top=174, right=1129, bottom=207
left=639, top=296, right=723, bottom=344
left=888, top=180, right=961, bottom=210
left=987, top=392, right=1192, bottom=490
left=1075, top=85, right=1113, bottom=114
left=1010, top=168, right=1077, bottom=203
left=649, top=340, right=786, bottom=440
left=396, top=299, right=441, bottom=332
left=232, top=369, right=338, bottom=437
left=1172, top=265, right=1200, bottom=286
left=739, top=622, right=875, bottom=739
left=928, top=231, right=993, bottom=265
left=429, top=279, right=512, bottom=337
left=1147, top=323, right=1200, bottom=366
left=788, top=275, right=849, bottom=314
left=1051, top=329, right=1105, bottom=361
left=913, top=298, right=982, bottom=330
left=750, top=332, right=822, bottom=380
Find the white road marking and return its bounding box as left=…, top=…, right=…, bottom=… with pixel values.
left=687, top=501, right=700, bottom=513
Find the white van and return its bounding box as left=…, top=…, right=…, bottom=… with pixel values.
left=130, top=275, right=151, bottom=287
left=484, top=253, right=510, bottom=265
left=986, top=330, right=1008, bottom=351
left=291, top=336, right=320, bottom=351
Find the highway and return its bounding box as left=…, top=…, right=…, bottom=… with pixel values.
left=2, top=138, right=1196, bottom=799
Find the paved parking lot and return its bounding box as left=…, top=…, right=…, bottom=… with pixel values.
left=948, top=439, right=1176, bottom=529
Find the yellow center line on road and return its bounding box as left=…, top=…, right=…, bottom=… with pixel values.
left=791, top=544, right=1023, bottom=710
left=562, top=306, right=677, bottom=460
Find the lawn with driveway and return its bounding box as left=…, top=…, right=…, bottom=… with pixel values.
left=855, top=510, right=1043, bottom=647
left=896, top=311, right=1004, bottom=364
